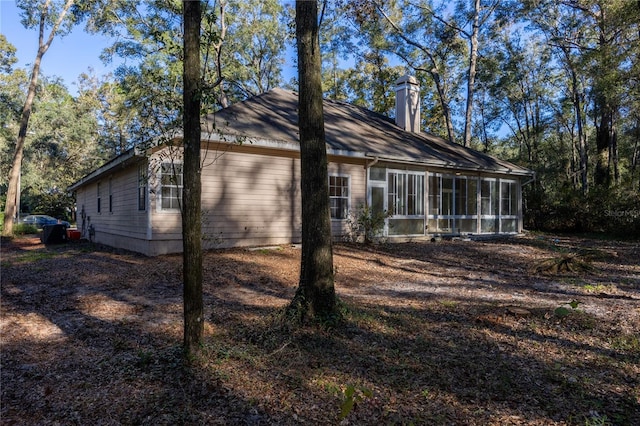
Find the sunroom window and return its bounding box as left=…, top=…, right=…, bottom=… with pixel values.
left=388, top=172, right=424, bottom=216
left=388, top=170, right=425, bottom=235
left=500, top=180, right=518, bottom=232
left=428, top=173, right=518, bottom=234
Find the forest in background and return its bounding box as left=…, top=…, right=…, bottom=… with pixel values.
left=1, top=0, right=639, bottom=236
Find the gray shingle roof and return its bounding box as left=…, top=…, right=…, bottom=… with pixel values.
left=207, top=88, right=532, bottom=175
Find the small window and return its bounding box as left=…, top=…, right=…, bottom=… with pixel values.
left=369, top=167, right=386, bottom=181
left=97, top=182, right=101, bottom=213
left=138, top=165, right=147, bottom=211
left=160, top=162, right=183, bottom=210
left=108, top=177, right=113, bottom=213
left=329, top=175, right=349, bottom=219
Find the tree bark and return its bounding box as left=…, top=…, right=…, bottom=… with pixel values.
left=594, top=106, right=613, bottom=187
left=463, top=0, right=480, bottom=148
left=2, top=0, right=74, bottom=236
left=288, top=0, right=336, bottom=321
left=182, top=0, right=203, bottom=356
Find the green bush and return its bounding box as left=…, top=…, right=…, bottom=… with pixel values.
left=346, top=204, right=390, bottom=244
left=525, top=186, right=640, bottom=237
left=13, top=223, right=39, bottom=235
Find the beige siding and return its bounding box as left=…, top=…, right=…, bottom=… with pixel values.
left=146, top=147, right=368, bottom=254
left=74, top=161, right=151, bottom=253
left=73, top=146, right=370, bottom=255
left=199, top=149, right=302, bottom=249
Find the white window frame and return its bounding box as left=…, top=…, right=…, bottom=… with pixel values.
left=158, top=162, right=183, bottom=211
left=499, top=179, right=518, bottom=233
left=480, top=178, right=498, bottom=217
left=427, top=173, right=520, bottom=234
left=138, top=164, right=147, bottom=212
left=108, top=177, right=113, bottom=213
left=387, top=169, right=424, bottom=218
left=329, top=174, right=350, bottom=220
left=97, top=182, right=102, bottom=214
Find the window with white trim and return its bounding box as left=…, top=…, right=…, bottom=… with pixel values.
left=329, top=175, right=349, bottom=219
left=427, top=173, right=518, bottom=234
left=138, top=164, right=147, bottom=211
left=160, top=162, right=183, bottom=210
left=108, top=177, right=113, bottom=213
left=97, top=182, right=101, bottom=213
left=500, top=180, right=518, bottom=233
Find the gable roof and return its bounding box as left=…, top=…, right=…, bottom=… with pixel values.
left=70, top=88, right=533, bottom=192
left=204, top=88, right=533, bottom=176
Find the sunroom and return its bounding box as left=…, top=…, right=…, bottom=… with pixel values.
left=367, top=166, right=523, bottom=238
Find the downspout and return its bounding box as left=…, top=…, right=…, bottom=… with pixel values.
left=366, top=156, right=380, bottom=169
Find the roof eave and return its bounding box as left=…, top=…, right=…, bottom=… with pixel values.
left=68, top=147, right=145, bottom=192
left=204, top=133, right=533, bottom=176
left=364, top=154, right=534, bottom=176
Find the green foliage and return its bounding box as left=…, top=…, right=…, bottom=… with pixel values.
left=2, top=75, right=104, bottom=218
left=0, top=34, right=18, bottom=73
left=12, top=223, right=38, bottom=235
left=610, top=334, right=640, bottom=353
left=526, top=186, right=640, bottom=237
left=554, top=300, right=581, bottom=318
left=334, top=383, right=373, bottom=420
left=583, top=412, right=611, bottom=426
left=23, top=191, right=74, bottom=221
left=346, top=204, right=390, bottom=244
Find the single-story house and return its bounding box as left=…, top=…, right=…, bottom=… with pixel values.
left=69, top=76, right=533, bottom=256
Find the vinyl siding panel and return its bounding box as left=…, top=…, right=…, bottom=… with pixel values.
left=74, top=162, right=151, bottom=252
left=146, top=147, right=368, bottom=253
left=199, top=149, right=302, bottom=249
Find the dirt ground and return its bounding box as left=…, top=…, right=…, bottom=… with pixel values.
left=1, top=233, right=639, bottom=425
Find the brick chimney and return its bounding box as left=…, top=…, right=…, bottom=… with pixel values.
left=395, top=75, right=420, bottom=133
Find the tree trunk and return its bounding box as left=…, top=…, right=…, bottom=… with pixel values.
left=573, top=78, right=588, bottom=194
left=182, top=0, right=203, bottom=356
left=436, top=73, right=456, bottom=145
left=288, top=0, right=336, bottom=321
left=594, top=107, right=613, bottom=187
left=2, top=0, right=74, bottom=236
left=463, top=0, right=480, bottom=148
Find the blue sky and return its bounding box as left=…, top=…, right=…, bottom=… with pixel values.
left=0, top=1, right=125, bottom=93
left=1, top=1, right=299, bottom=95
